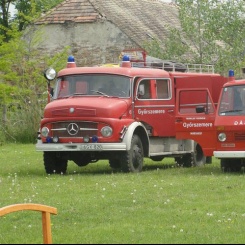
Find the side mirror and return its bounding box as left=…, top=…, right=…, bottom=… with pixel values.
left=138, top=84, right=145, bottom=96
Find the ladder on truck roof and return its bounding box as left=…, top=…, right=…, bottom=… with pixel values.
left=129, top=61, right=215, bottom=73
left=101, top=61, right=215, bottom=74
left=185, top=63, right=215, bottom=74
left=119, top=49, right=215, bottom=73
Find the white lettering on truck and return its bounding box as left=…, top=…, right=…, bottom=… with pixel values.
left=183, top=122, right=213, bottom=128
left=234, top=120, right=245, bottom=125
left=138, top=109, right=165, bottom=115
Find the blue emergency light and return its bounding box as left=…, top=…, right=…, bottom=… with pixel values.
left=229, top=69, right=234, bottom=77
left=67, top=55, right=76, bottom=68
left=92, top=135, right=98, bottom=143
left=68, top=55, right=75, bottom=62
left=122, top=55, right=130, bottom=61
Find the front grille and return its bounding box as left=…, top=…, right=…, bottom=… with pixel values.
left=51, top=121, right=98, bottom=137
left=234, top=132, right=245, bottom=141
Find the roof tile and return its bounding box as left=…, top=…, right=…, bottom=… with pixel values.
left=35, top=0, right=181, bottom=48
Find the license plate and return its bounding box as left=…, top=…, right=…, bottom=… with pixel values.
left=80, top=144, right=103, bottom=150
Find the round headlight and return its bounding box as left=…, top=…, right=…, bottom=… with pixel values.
left=218, top=133, right=226, bottom=142
left=101, top=126, right=113, bottom=137
left=44, top=68, right=56, bottom=81
left=53, top=136, right=59, bottom=143
left=41, top=127, right=49, bottom=137
left=83, top=135, right=90, bottom=143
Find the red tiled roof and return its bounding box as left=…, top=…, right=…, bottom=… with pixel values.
left=35, top=0, right=181, bottom=48
left=36, top=0, right=100, bottom=24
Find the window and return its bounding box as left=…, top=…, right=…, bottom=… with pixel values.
left=53, top=75, right=130, bottom=99
left=156, top=79, right=169, bottom=99
left=137, top=79, right=170, bottom=100
left=179, top=90, right=214, bottom=114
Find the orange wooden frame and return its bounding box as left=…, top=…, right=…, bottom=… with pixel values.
left=0, top=203, right=57, bottom=244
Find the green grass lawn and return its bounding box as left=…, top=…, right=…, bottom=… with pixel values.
left=0, top=143, right=244, bottom=244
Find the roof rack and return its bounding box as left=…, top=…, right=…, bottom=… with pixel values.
left=128, top=61, right=215, bottom=73
left=185, top=64, right=215, bottom=73
left=118, top=49, right=215, bottom=73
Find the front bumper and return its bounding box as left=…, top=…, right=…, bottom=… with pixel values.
left=214, top=151, right=245, bottom=158
left=36, top=141, right=127, bottom=152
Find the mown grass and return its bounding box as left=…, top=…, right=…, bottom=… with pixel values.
left=0, top=143, right=245, bottom=244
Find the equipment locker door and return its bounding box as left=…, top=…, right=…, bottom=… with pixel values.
left=175, top=88, right=217, bottom=156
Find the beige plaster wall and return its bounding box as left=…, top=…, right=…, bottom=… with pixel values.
left=32, top=21, right=139, bottom=66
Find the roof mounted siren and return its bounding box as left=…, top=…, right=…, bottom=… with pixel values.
left=67, top=55, right=76, bottom=68
left=228, top=69, right=235, bottom=82
left=121, top=55, right=131, bottom=68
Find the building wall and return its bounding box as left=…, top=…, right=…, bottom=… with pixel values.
left=33, top=21, right=139, bottom=66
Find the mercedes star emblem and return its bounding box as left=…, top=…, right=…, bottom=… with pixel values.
left=67, top=123, right=79, bottom=136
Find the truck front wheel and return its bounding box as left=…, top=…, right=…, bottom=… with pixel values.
left=44, top=152, right=68, bottom=174
left=121, top=134, right=144, bottom=173
left=181, top=153, right=194, bottom=167
left=221, top=159, right=242, bottom=172
left=193, top=143, right=206, bottom=166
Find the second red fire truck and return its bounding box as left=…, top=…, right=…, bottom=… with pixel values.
left=213, top=70, right=245, bottom=172
left=36, top=51, right=227, bottom=174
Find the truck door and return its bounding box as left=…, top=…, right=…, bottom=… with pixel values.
left=175, top=88, right=217, bottom=156
left=133, top=77, right=176, bottom=136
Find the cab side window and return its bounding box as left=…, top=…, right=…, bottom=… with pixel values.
left=137, top=79, right=170, bottom=100
left=156, top=79, right=169, bottom=99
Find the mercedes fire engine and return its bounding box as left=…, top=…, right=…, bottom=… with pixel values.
left=36, top=52, right=227, bottom=174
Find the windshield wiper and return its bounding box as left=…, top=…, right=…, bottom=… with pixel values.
left=72, top=93, right=86, bottom=96
left=220, top=109, right=243, bottom=114
left=57, top=93, right=85, bottom=99
left=91, top=90, right=110, bottom=97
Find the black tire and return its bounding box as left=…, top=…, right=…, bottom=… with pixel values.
left=206, top=156, right=212, bottom=164
left=221, top=159, right=229, bottom=172
left=182, top=153, right=194, bottom=167
left=177, top=144, right=206, bottom=167
left=175, top=157, right=183, bottom=166
left=121, top=135, right=144, bottom=173
left=44, top=152, right=68, bottom=174
left=221, top=159, right=242, bottom=172
left=193, top=143, right=206, bottom=166
left=175, top=154, right=193, bottom=167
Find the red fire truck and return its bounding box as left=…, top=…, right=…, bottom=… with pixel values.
left=213, top=70, right=245, bottom=172
left=36, top=52, right=227, bottom=174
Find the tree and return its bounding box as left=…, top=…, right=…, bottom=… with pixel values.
left=0, top=0, right=68, bottom=143
left=144, top=0, right=245, bottom=76
left=0, top=29, right=70, bottom=143
left=13, top=0, right=63, bottom=31
left=0, top=0, right=15, bottom=41
left=0, top=0, right=63, bottom=41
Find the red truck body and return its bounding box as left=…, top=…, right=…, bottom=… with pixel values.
left=213, top=73, right=245, bottom=172
left=36, top=55, right=227, bottom=174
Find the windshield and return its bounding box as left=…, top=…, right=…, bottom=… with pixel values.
left=52, top=74, right=131, bottom=99
left=218, top=85, right=245, bottom=115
